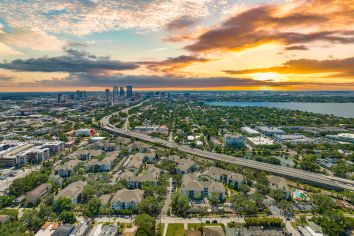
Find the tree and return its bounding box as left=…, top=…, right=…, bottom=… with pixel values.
left=0, top=196, right=14, bottom=209
left=120, top=147, right=128, bottom=157
left=315, top=210, right=348, bottom=236
left=331, top=161, right=349, bottom=178
left=232, top=194, right=257, bottom=215
left=280, top=200, right=292, bottom=217
left=245, top=217, right=283, bottom=227
left=300, top=159, right=320, bottom=172
left=21, top=209, right=43, bottom=231
left=251, top=193, right=264, bottom=207
left=141, top=182, right=155, bottom=197
left=135, top=214, right=156, bottom=236
left=312, top=194, right=335, bottom=214
left=82, top=185, right=95, bottom=203
left=9, top=171, right=48, bottom=197
left=171, top=192, right=190, bottom=217
left=297, top=215, right=307, bottom=226
left=270, top=189, right=286, bottom=202
left=54, top=197, right=73, bottom=214
left=59, top=211, right=76, bottom=224
left=83, top=197, right=101, bottom=217
left=39, top=205, right=56, bottom=221
left=254, top=183, right=270, bottom=195
left=239, top=184, right=250, bottom=194
left=0, top=208, right=18, bottom=221
left=138, top=196, right=160, bottom=216
left=0, top=221, right=27, bottom=236
left=209, top=192, right=220, bottom=206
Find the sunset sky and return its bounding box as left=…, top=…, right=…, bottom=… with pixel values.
left=0, top=0, right=353, bottom=92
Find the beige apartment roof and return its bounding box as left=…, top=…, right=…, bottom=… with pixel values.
left=112, top=189, right=144, bottom=203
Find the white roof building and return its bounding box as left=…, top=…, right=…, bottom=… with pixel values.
left=246, top=136, right=274, bottom=146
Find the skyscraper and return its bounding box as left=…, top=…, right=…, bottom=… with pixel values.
left=105, top=88, right=110, bottom=102
left=126, top=85, right=133, bottom=98
left=119, top=86, right=125, bottom=97
left=57, top=93, right=63, bottom=103
left=113, top=85, right=119, bottom=101
left=76, top=90, right=81, bottom=100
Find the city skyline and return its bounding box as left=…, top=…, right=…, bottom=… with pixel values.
left=0, top=0, right=354, bottom=92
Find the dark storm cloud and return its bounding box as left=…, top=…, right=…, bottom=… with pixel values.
left=165, top=16, right=200, bottom=31
left=22, top=72, right=324, bottom=89
left=139, top=55, right=211, bottom=73
left=0, top=76, right=13, bottom=81
left=0, top=49, right=139, bottom=73
left=285, top=45, right=309, bottom=51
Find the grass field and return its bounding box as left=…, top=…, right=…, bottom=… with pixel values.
left=166, top=223, right=185, bottom=236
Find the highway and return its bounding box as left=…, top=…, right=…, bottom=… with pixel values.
left=100, top=113, right=354, bottom=192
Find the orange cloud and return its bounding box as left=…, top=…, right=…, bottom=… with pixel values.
left=224, top=57, right=354, bottom=78
left=184, top=0, right=354, bottom=53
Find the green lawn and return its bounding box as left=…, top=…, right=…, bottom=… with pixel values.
left=166, top=223, right=185, bottom=236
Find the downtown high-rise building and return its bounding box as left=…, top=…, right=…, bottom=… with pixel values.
left=57, top=93, right=63, bottom=103
left=126, top=85, right=133, bottom=98
left=119, top=86, right=125, bottom=97
left=113, top=85, right=119, bottom=101
left=105, top=88, right=110, bottom=102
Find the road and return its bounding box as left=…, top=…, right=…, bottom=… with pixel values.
left=100, top=108, right=354, bottom=192
left=161, top=177, right=173, bottom=217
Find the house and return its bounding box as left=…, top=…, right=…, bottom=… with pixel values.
left=35, top=222, right=60, bottom=236
left=85, top=152, right=118, bottom=172
left=169, top=155, right=197, bottom=174
left=99, top=194, right=112, bottom=206
left=88, top=224, right=119, bottom=236
left=68, top=150, right=103, bottom=160
left=99, top=225, right=119, bottom=236
left=181, top=174, right=225, bottom=201
left=94, top=142, right=118, bottom=152
left=203, top=226, right=225, bottom=236
left=26, top=183, right=52, bottom=204
left=69, top=221, right=90, bottom=236
left=127, top=141, right=150, bottom=153
left=55, top=160, right=81, bottom=177
left=125, top=169, right=160, bottom=189
left=111, top=189, right=144, bottom=211
left=50, top=174, right=64, bottom=188
left=143, top=151, right=156, bottom=163
left=267, top=175, right=290, bottom=199
left=55, top=181, right=87, bottom=204
left=53, top=224, right=74, bottom=236
left=116, top=137, right=131, bottom=145
left=127, top=174, right=158, bottom=189
left=202, top=167, right=244, bottom=189
left=125, top=153, right=144, bottom=174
